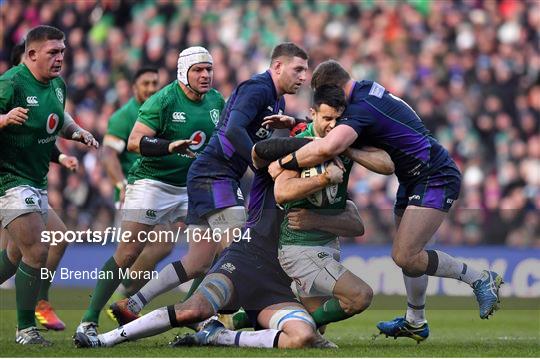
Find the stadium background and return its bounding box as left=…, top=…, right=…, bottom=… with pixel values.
left=2, top=0, right=539, bottom=248
left=0, top=0, right=539, bottom=356
left=1, top=0, right=539, bottom=285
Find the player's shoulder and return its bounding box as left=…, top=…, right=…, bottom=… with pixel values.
left=351, top=80, right=382, bottom=99
left=239, top=71, right=274, bottom=95
left=141, top=82, right=175, bottom=110
left=205, top=88, right=225, bottom=101
left=51, top=75, right=66, bottom=88
left=0, top=64, right=25, bottom=82
left=157, top=81, right=178, bottom=98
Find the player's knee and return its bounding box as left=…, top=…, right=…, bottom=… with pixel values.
left=392, top=250, right=411, bottom=270
left=286, top=327, right=315, bottom=348
left=341, top=283, right=373, bottom=314
left=114, top=250, right=140, bottom=268
left=192, top=260, right=213, bottom=277
left=174, top=296, right=215, bottom=325
left=349, top=285, right=373, bottom=313
left=31, top=244, right=48, bottom=266
left=175, top=306, right=212, bottom=324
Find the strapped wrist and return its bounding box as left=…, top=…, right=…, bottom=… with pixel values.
left=139, top=136, right=171, bottom=156
left=278, top=151, right=300, bottom=170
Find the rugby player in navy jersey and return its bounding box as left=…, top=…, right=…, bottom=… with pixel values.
left=110, top=43, right=309, bottom=320
left=269, top=60, right=503, bottom=342
left=74, top=149, right=369, bottom=349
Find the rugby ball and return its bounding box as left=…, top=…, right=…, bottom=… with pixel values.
left=300, top=161, right=339, bottom=207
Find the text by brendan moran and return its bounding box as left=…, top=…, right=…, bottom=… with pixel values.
left=41, top=268, right=158, bottom=281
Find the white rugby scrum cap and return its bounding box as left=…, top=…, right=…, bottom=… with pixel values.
left=177, top=46, right=213, bottom=87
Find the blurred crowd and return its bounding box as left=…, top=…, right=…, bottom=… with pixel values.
left=1, top=0, right=539, bottom=247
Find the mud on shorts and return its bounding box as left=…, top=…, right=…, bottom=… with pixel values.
left=278, top=239, right=347, bottom=298
left=0, top=185, right=48, bottom=228
left=122, top=179, right=188, bottom=226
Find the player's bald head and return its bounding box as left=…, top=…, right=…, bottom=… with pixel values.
left=270, top=42, right=308, bottom=64
left=25, top=25, right=64, bottom=52
left=311, top=60, right=351, bottom=89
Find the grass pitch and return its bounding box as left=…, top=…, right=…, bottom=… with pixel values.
left=1, top=288, right=538, bottom=357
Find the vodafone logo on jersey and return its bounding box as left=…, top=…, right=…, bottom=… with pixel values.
left=46, top=113, right=60, bottom=134
left=189, top=130, right=206, bottom=150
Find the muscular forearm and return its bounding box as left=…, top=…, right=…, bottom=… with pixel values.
left=312, top=201, right=364, bottom=237
left=279, top=125, right=358, bottom=170
left=275, top=172, right=331, bottom=205
left=58, top=112, right=79, bottom=138
left=346, top=146, right=394, bottom=175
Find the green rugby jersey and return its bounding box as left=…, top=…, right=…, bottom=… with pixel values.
left=279, top=123, right=354, bottom=247
left=128, top=81, right=224, bottom=187
left=0, top=63, right=66, bottom=196
left=106, top=97, right=141, bottom=201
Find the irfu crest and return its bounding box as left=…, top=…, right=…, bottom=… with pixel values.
left=209, top=109, right=220, bottom=125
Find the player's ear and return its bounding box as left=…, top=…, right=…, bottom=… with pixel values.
left=27, top=48, right=37, bottom=61
left=309, top=107, right=316, bottom=118
left=273, top=59, right=283, bottom=75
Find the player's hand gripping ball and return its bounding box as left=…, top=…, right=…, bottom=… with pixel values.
left=300, top=159, right=343, bottom=207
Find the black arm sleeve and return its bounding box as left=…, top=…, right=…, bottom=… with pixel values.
left=254, top=137, right=311, bottom=161
left=139, top=136, right=171, bottom=157
left=224, top=109, right=255, bottom=162
left=50, top=144, right=62, bottom=164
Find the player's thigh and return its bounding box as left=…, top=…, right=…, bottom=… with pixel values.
left=6, top=212, right=46, bottom=248
left=45, top=207, right=67, bottom=232
left=6, top=212, right=48, bottom=264
left=0, top=227, right=8, bottom=250
left=393, top=205, right=447, bottom=257
left=3, top=230, right=22, bottom=264
left=206, top=206, right=246, bottom=249
left=182, top=224, right=220, bottom=275
left=279, top=242, right=345, bottom=298
left=45, top=208, right=69, bottom=253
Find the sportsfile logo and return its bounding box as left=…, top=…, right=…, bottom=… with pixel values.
left=172, top=112, right=186, bottom=122
left=26, top=96, right=39, bottom=106
left=220, top=262, right=235, bottom=273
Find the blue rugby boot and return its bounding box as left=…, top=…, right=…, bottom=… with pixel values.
left=472, top=270, right=503, bottom=319
left=170, top=319, right=225, bottom=347
left=376, top=317, right=429, bottom=343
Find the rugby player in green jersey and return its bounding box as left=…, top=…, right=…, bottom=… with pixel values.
left=0, top=25, right=98, bottom=345
left=0, top=38, right=81, bottom=333
left=101, top=68, right=175, bottom=312
left=76, top=46, right=225, bottom=338
left=266, top=85, right=394, bottom=330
